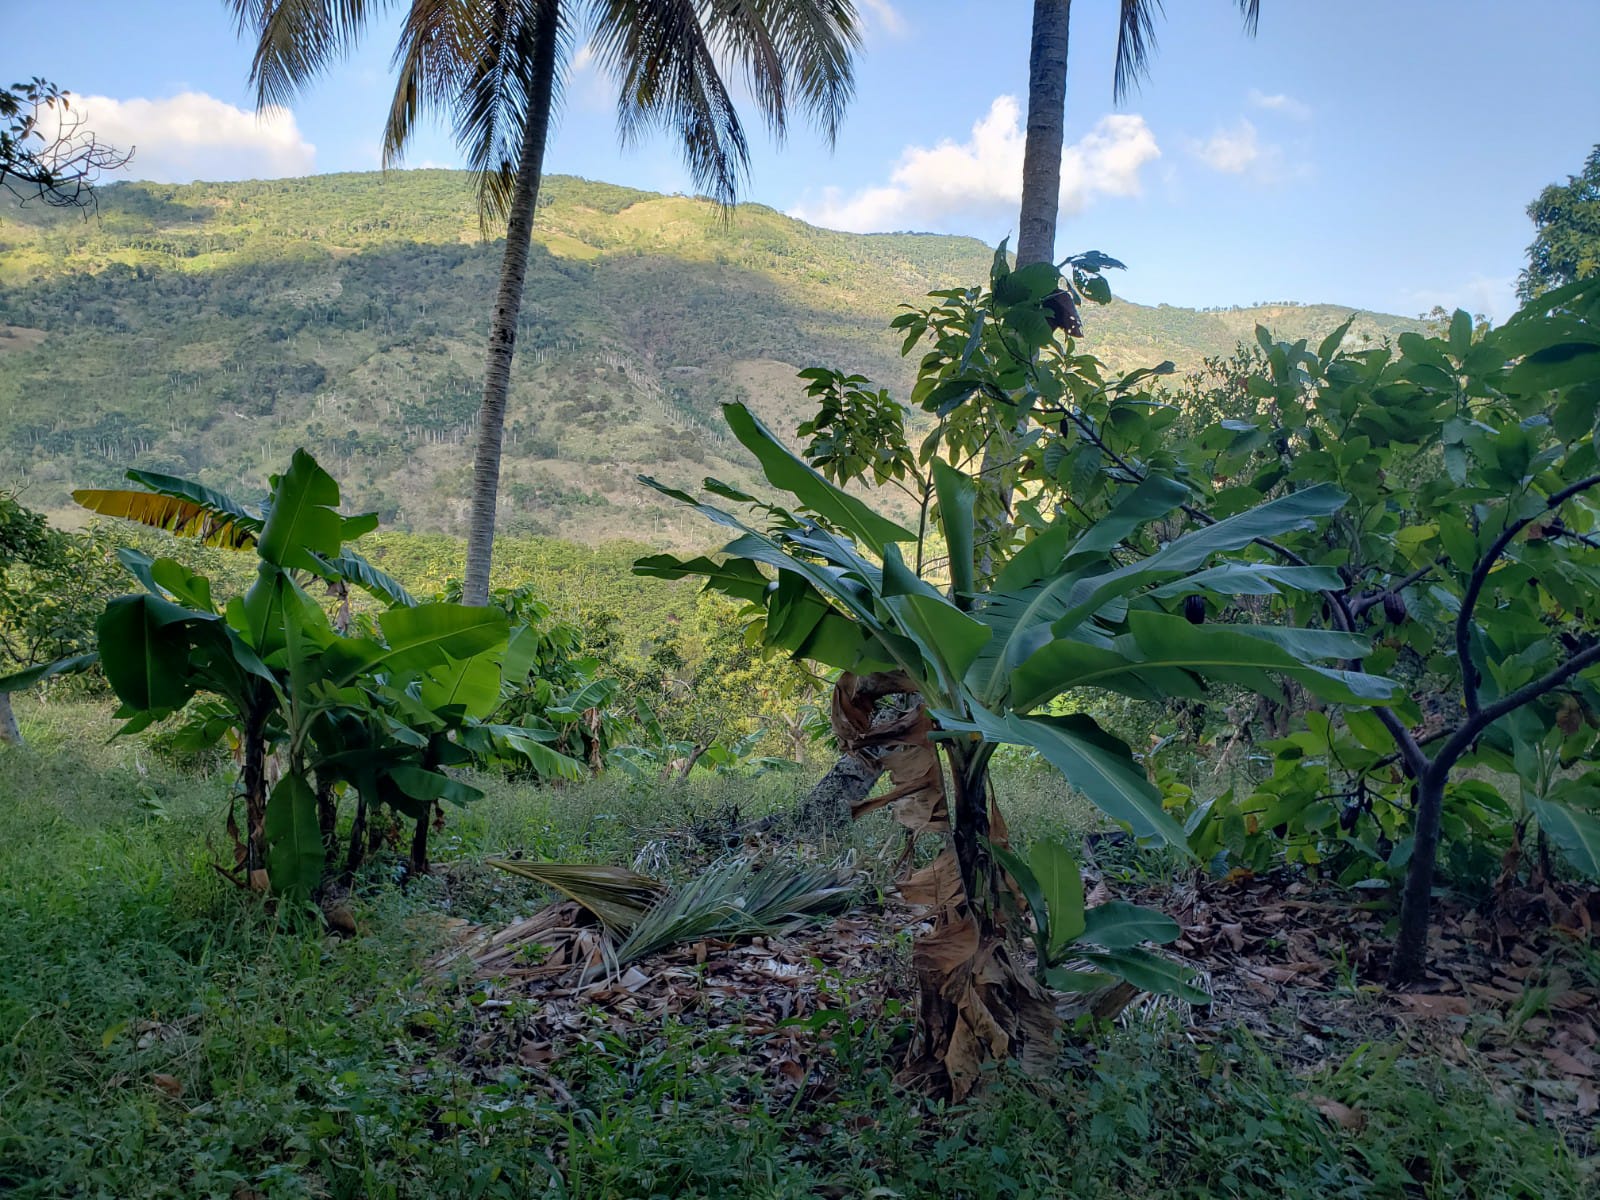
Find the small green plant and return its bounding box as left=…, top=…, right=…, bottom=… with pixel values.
left=992, top=838, right=1206, bottom=1003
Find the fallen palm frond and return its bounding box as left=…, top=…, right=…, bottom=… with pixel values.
left=484, top=859, right=665, bottom=934
left=458, top=855, right=861, bottom=983
left=614, top=856, right=858, bottom=965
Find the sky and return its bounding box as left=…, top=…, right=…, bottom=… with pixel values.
left=8, top=1, right=1599, bottom=322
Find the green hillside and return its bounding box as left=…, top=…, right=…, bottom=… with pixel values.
left=0, top=170, right=1421, bottom=541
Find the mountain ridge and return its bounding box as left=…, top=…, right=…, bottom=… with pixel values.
left=0, top=170, right=1423, bottom=543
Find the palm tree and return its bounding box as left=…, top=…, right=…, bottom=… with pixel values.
left=229, top=0, right=861, bottom=604
left=976, top=1, right=1261, bottom=571
left=1016, top=0, right=1261, bottom=267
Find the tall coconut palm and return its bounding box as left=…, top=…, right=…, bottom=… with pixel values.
left=1016, top=0, right=1261, bottom=267
left=229, top=0, right=861, bottom=604
left=976, top=1, right=1261, bottom=573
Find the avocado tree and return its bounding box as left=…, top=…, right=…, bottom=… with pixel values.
left=1161, top=280, right=1600, bottom=982
left=638, top=258, right=1397, bottom=1094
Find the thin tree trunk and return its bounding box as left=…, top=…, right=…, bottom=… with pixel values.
left=242, top=698, right=270, bottom=887
left=316, top=776, right=339, bottom=871
left=0, top=692, right=21, bottom=746
left=1016, top=0, right=1072, bottom=268
left=1391, top=768, right=1445, bottom=984
left=409, top=805, right=433, bottom=878
left=461, top=1, right=562, bottom=606
left=343, top=795, right=369, bottom=884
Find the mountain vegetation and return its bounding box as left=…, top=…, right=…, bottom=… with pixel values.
left=0, top=169, right=1421, bottom=542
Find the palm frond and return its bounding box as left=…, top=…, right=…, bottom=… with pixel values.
left=230, top=0, right=394, bottom=108
left=1112, top=0, right=1163, bottom=103
left=387, top=0, right=570, bottom=223
left=720, top=0, right=857, bottom=143
left=486, top=858, right=665, bottom=932
left=588, top=0, right=750, bottom=205
left=613, top=855, right=857, bottom=963
left=1114, top=0, right=1259, bottom=102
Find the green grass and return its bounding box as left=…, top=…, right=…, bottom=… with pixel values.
left=2, top=698, right=1593, bottom=1199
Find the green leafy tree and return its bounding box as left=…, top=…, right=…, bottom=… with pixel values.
left=1518, top=144, right=1600, bottom=303
left=0, top=492, right=120, bottom=745
left=229, top=0, right=862, bottom=606
left=639, top=254, right=1395, bottom=1095
left=1152, top=283, right=1600, bottom=982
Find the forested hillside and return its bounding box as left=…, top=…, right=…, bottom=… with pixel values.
left=0, top=170, right=1419, bottom=540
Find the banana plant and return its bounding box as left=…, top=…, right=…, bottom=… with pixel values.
left=638, top=401, right=1397, bottom=1095
left=991, top=838, right=1205, bottom=1005
left=80, top=450, right=579, bottom=900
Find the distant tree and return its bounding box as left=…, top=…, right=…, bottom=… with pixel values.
left=1015, top=1, right=1261, bottom=268
left=0, top=78, right=131, bottom=208
left=1517, top=144, right=1600, bottom=303
left=0, top=492, right=119, bottom=745
left=230, top=0, right=862, bottom=605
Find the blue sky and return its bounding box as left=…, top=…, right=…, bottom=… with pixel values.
left=9, top=1, right=1599, bottom=320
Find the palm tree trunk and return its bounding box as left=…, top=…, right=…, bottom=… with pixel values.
left=1016, top=0, right=1072, bottom=268
left=461, top=0, right=562, bottom=607
left=975, top=0, right=1072, bottom=576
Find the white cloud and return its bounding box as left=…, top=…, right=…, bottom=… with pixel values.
left=790, top=96, right=1159, bottom=233
left=43, top=92, right=315, bottom=183
left=1189, top=119, right=1261, bottom=174
left=859, top=0, right=908, bottom=38
left=1247, top=89, right=1311, bottom=119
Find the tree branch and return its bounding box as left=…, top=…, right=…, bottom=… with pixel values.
left=1432, top=639, right=1600, bottom=780
left=1456, top=473, right=1600, bottom=720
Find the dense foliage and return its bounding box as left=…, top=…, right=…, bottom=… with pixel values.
left=1519, top=144, right=1600, bottom=303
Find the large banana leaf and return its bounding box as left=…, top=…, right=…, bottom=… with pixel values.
left=721, top=402, right=915, bottom=556
left=0, top=653, right=98, bottom=694
left=1530, top=797, right=1600, bottom=880
left=75, top=468, right=263, bottom=548
left=371, top=604, right=510, bottom=682
left=1050, top=484, right=1349, bottom=635
left=931, top=460, right=978, bottom=597
left=312, top=548, right=416, bottom=608
left=257, top=449, right=351, bottom=573
left=264, top=774, right=323, bottom=900
left=98, top=595, right=272, bottom=713
left=418, top=651, right=504, bottom=721
left=941, top=706, right=1188, bottom=849
left=1008, top=612, right=1397, bottom=712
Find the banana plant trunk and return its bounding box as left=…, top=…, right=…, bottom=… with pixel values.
left=461, top=0, right=561, bottom=607
left=0, top=692, right=21, bottom=746
left=902, top=731, right=1057, bottom=1098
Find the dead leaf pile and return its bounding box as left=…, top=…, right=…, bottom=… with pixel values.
left=438, top=903, right=917, bottom=1103
left=1142, top=871, right=1600, bottom=1142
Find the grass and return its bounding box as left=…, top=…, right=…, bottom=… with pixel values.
left=1, top=697, right=1595, bottom=1199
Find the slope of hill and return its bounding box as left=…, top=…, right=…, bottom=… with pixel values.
left=0, top=171, right=1421, bottom=542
